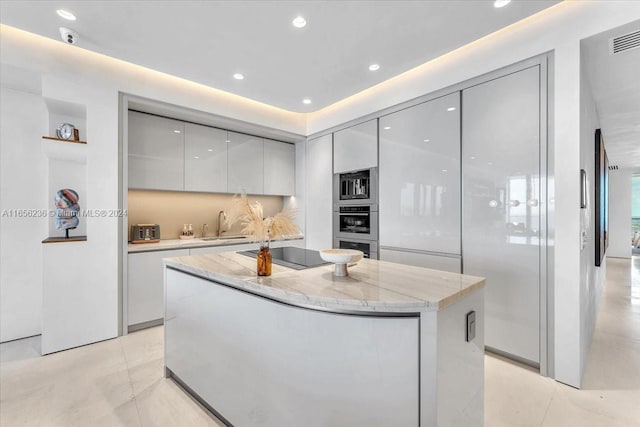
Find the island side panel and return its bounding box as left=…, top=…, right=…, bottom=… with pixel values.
left=164, top=268, right=420, bottom=427
left=426, top=287, right=485, bottom=426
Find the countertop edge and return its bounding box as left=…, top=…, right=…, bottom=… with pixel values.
left=128, top=235, right=303, bottom=253
left=163, top=255, right=485, bottom=315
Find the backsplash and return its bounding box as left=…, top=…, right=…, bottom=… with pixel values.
left=128, top=190, right=284, bottom=240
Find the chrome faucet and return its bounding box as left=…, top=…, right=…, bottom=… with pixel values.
left=201, top=223, right=209, bottom=238
left=217, top=210, right=227, bottom=236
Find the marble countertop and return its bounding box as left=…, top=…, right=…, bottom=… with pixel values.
left=164, top=251, right=485, bottom=314
left=128, top=234, right=303, bottom=253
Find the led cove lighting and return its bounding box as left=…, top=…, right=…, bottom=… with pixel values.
left=302, top=98, right=312, bottom=105
left=369, top=64, right=380, bottom=71
left=292, top=16, right=307, bottom=28
left=233, top=73, right=244, bottom=80
left=56, top=9, right=76, bottom=21
left=447, top=107, right=456, bottom=111
left=494, top=0, right=511, bottom=8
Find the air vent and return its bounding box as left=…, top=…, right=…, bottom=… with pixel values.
left=611, top=30, right=640, bottom=54
left=608, top=165, right=619, bottom=171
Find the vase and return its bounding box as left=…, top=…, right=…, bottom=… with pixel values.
left=257, top=241, right=272, bottom=276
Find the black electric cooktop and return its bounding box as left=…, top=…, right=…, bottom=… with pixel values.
left=239, top=246, right=330, bottom=270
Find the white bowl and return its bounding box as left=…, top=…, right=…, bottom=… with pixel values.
left=320, top=249, right=364, bottom=276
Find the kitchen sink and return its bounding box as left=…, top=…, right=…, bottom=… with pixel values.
left=200, top=236, right=248, bottom=241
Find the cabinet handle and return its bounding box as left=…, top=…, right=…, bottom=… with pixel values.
left=507, top=200, right=521, bottom=207
left=527, top=199, right=539, bottom=207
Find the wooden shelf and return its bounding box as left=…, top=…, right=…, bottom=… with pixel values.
left=42, top=136, right=87, bottom=144
left=42, top=236, right=87, bottom=243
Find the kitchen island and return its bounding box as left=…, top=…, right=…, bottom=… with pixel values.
left=164, top=249, right=485, bottom=426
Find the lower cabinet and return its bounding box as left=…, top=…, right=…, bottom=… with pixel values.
left=380, top=247, right=461, bottom=273
left=127, top=240, right=301, bottom=331
left=127, top=248, right=189, bottom=330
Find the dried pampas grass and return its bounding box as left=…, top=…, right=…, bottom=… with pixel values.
left=228, top=193, right=299, bottom=242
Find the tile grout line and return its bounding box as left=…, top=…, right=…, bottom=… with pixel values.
left=118, top=338, right=144, bottom=427
left=538, top=384, right=558, bottom=427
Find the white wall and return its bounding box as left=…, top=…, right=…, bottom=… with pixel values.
left=305, top=1, right=640, bottom=388
left=608, top=169, right=633, bottom=258
left=0, top=81, right=47, bottom=342
left=0, top=25, right=305, bottom=349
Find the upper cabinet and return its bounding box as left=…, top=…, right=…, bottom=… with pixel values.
left=333, top=119, right=378, bottom=173
left=263, top=139, right=295, bottom=196
left=184, top=123, right=228, bottom=193
left=128, top=111, right=296, bottom=196
left=128, top=111, right=185, bottom=191
left=227, top=131, right=264, bottom=195
left=378, top=92, right=461, bottom=255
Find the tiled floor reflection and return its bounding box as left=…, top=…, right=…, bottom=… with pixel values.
left=1, top=257, right=639, bottom=426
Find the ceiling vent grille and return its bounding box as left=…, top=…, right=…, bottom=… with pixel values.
left=611, top=30, right=640, bottom=54
left=608, top=165, right=619, bottom=171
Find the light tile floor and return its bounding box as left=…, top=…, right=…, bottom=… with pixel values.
left=1, top=257, right=638, bottom=426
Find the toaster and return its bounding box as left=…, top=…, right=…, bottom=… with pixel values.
left=130, top=224, right=160, bottom=243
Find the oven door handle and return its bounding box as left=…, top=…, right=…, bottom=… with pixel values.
left=339, top=213, right=369, bottom=216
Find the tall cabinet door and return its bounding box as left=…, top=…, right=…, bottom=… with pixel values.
left=306, top=134, right=333, bottom=250
left=184, top=123, right=228, bottom=193
left=379, top=92, right=461, bottom=256
left=462, top=66, right=541, bottom=364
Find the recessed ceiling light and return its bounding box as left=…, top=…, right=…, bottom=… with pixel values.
left=173, top=130, right=181, bottom=133
left=233, top=73, right=244, bottom=80
left=447, top=107, right=456, bottom=111
left=369, top=64, right=380, bottom=71
left=494, top=0, right=511, bottom=8
left=470, top=156, right=476, bottom=160
left=292, top=16, right=307, bottom=28
left=56, top=9, right=76, bottom=21
left=423, top=139, right=430, bottom=142
left=383, top=126, right=391, bottom=130
left=442, top=169, right=448, bottom=172
left=302, top=98, right=312, bottom=105
left=225, top=139, right=230, bottom=143
left=207, top=149, right=213, bottom=152
left=194, top=156, right=200, bottom=159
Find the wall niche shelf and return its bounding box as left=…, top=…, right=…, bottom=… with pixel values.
left=42, top=136, right=87, bottom=144
left=42, top=236, right=87, bottom=244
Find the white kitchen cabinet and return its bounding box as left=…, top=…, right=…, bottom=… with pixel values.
left=128, top=111, right=184, bottom=191
left=333, top=119, right=377, bottom=173
left=227, top=131, right=263, bottom=195
left=263, top=139, right=295, bottom=195
left=306, top=134, right=333, bottom=250
left=462, top=65, right=541, bottom=364
left=380, top=248, right=461, bottom=273
left=184, top=123, right=228, bottom=193
left=379, top=92, right=461, bottom=255
left=127, top=248, right=189, bottom=330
